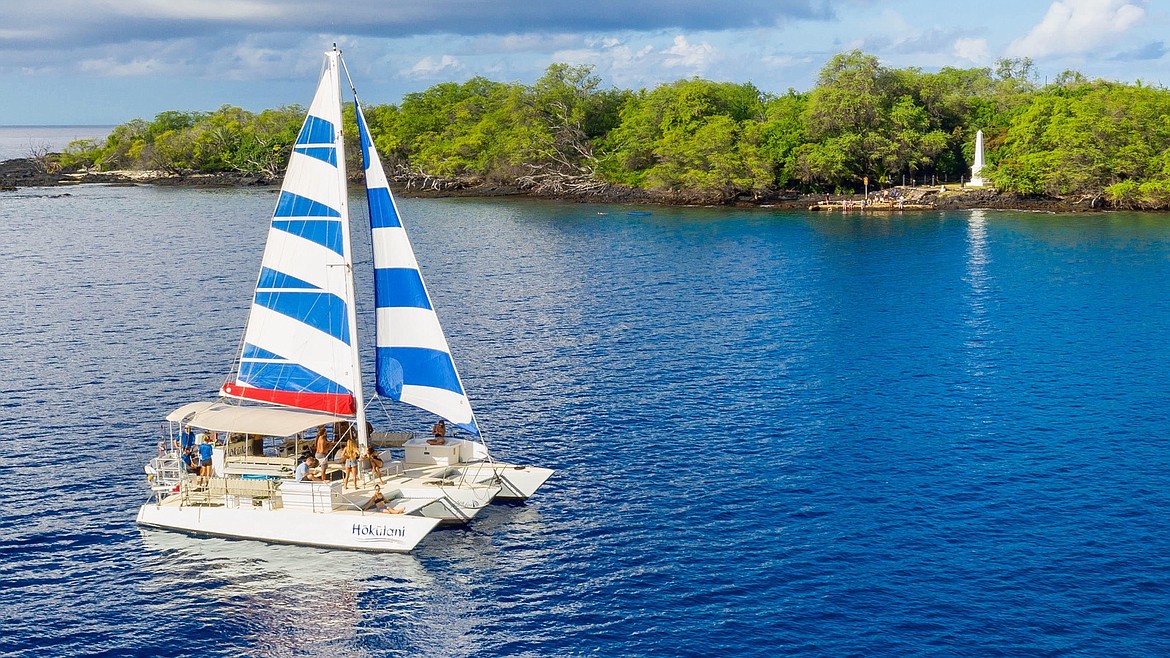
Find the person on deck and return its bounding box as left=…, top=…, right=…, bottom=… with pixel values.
left=295, top=456, right=322, bottom=482
left=313, top=426, right=333, bottom=480
left=364, top=484, right=386, bottom=510
left=428, top=419, right=446, bottom=445
left=342, top=439, right=360, bottom=490
left=181, top=447, right=199, bottom=475
left=198, top=434, right=215, bottom=484
left=365, top=446, right=384, bottom=485
left=363, top=485, right=405, bottom=514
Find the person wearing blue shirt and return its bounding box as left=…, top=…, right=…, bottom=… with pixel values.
left=198, top=434, right=215, bottom=483
left=295, top=456, right=321, bottom=481
left=180, top=447, right=199, bottom=475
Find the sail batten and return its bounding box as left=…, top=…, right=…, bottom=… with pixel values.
left=354, top=99, right=480, bottom=435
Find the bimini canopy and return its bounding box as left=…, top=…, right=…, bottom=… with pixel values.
left=165, top=401, right=350, bottom=438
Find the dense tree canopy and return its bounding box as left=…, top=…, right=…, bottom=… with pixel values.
left=64, top=50, right=1170, bottom=206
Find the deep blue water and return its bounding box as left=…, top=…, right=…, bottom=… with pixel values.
left=3, top=185, right=1170, bottom=656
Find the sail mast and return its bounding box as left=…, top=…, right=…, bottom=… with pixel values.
left=332, top=48, right=369, bottom=452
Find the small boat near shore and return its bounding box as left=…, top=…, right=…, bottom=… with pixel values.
left=138, top=47, right=552, bottom=552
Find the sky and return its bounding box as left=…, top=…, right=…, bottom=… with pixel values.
left=0, top=0, right=1166, bottom=125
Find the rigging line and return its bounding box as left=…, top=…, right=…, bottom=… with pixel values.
left=338, top=53, right=361, bottom=108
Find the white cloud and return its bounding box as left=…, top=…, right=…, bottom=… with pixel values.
left=1007, top=0, right=1145, bottom=58
left=547, top=38, right=656, bottom=88
left=761, top=54, right=799, bottom=68
left=79, top=57, right=167, bottom=76
left=954, top=37, right=990, bottom=64
left=403, top=55, right=463, bottom=78
left=103, top=0, right=277, bottom=20
left=663, top=35, right=716, bottom=69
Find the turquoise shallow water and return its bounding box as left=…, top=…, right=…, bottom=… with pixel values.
left=2, top=185, right=1170, bottom=656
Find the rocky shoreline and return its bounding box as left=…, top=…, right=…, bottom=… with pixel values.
left=0, top=157, right=1122, bottom=212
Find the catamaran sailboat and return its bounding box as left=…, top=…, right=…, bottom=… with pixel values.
left=137, top=47, right=552, bottom=552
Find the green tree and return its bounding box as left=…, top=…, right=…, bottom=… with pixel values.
left=758, top=90, right=810, bottom=188
left=604, top=78, right=768, bottom=199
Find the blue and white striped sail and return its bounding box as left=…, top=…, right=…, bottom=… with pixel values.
left=222, top=52, right=359, bottom=416
left=354, top=101, right=480, bottom=435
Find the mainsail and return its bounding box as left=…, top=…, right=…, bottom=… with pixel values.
left=353, top=99, right=480, bottom=435
left=222, top=52, right=360, bottom=416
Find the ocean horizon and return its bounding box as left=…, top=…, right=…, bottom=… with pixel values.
left=0, top=125, right=114, bottom=161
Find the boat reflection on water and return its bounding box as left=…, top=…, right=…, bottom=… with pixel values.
left=137, top=529, right=489, bottom=655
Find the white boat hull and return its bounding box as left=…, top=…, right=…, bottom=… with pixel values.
left=402, top=460, right=553, bottom=501
left=136, top=499, right=440, bottom=552
left=489, top=464, right=555, bottom=500
left=394, top=482, right=501, bottom=524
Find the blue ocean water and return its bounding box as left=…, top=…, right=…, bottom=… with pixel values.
left=2, top=185, right=1170, bottom=656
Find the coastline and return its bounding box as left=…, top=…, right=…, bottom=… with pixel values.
left=0, top=157, right=1121, bottom=213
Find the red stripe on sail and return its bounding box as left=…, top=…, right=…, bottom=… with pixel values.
left=221, top=383, right=355, bottom=415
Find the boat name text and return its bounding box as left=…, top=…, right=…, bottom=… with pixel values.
left=353, top=523, right=405, bottom=538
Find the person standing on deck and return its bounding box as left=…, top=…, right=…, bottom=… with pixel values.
left=313, top=426, right=332, bottom=480
left=198, top=434, right=214, bottom=484
left=341, top=439, right=360, bottom=490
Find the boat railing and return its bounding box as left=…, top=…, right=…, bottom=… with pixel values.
left=167, top=475, right=282, bottom=509
left=213, top=476, right=282, bottom=509
left=147, top=454, right=184, bottom=494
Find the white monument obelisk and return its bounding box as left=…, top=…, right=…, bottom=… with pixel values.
left=968, top=129, right=985, bottom=187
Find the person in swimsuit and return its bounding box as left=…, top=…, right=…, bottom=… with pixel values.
left=365, top=446, right=384, bottom=485
left=364, top=485, right=387, bottom=510
left=363, top=485, right=405, bottom=514
left=342, top=438, right=359, bottom=490
left=313, top=426, right=333, bottom=480
left=428, top=419, right=446, bottom=445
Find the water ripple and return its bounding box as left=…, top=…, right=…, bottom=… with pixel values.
left=4, top=192, right=1170, bottom=655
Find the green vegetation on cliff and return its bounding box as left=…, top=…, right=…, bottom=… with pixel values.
left=60, top=51, right=1170, bottom=207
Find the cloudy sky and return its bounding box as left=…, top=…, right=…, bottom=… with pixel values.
left=1, top=0, right=1165, bottom=125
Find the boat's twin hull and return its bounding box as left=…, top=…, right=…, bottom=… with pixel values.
left=396, top=483, right=501, bottom=524
left=490, top=465, right=555, bottom=500
left=403, top=461, right=555, bottom=501
left=136, top=502, right=440, bottom=552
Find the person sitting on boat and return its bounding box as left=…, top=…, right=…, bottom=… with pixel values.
left=364, top=485, right=387, bottom=510
left=362, top=485, right=405, bottom=514
left=365, top=447, right=384, bottom=485
left=180, top=447, right=199, bottom=475
left=428, top=419, right=446, bottom=445
left=295, top=456, right=322, bottom=482
left=177, top=444, right=196, bottom=470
